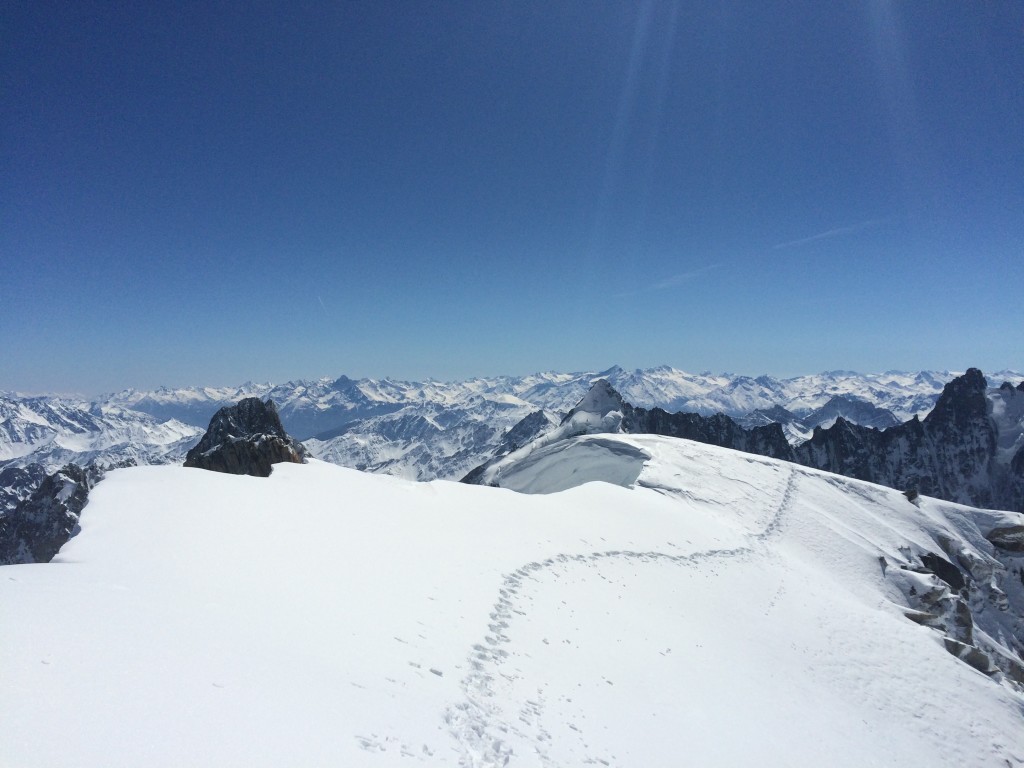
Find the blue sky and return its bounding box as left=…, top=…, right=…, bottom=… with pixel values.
left=3, top=1, right=1022, bottom=393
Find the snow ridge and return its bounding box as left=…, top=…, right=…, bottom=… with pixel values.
left=447, top=468, right=797, bottom=767
left=3, top=443, right=1024, bottom=765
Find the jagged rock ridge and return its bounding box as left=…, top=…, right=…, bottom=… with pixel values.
left=470, top=369, right=1024, bottom=513
left=568, top=379, right=794, bottom=461
left=795, top=370, right=1024, bottom=511
left=184, top=398, right=307, bottom=477
left=0, top=463, right=48, bottom=515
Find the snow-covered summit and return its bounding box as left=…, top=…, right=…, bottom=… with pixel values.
left=3, top=437, right=1023, bottom=766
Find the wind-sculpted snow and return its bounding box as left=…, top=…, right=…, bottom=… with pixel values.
left=489, top=437, right=650, bottom=495
left=3, top=439, right=1024, bottom=766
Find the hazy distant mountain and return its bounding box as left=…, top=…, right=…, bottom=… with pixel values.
left=100, top=366, right=998, bottom=483
left=105, top=366, right=998, bottom=435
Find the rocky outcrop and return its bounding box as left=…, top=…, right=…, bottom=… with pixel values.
left=987, top=525, right=1024, bottom=553
left=184, top=398, right=307, bottom=477
left=886, top=533, right=1024, bottom=684
left=0, top=458, right=139, bottom=565
left=0, top=464, right=95, bottom=564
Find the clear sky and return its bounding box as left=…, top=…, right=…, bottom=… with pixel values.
left=3, top=1, right=1022, bottom=394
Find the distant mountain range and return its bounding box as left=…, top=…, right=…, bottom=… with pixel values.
left=2, top=366, right=1022, bottom=512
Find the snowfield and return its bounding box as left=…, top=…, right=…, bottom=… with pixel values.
left=3, top=438, right=1024, bottom=767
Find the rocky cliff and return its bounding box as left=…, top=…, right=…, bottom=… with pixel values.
left=795, top=369, right=1024, bottom=511
left=0, top=464, right=97, bottom=564
left=0, top=463, right=48, bottom=514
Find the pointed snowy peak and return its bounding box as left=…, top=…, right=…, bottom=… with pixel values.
left=923, top=367, right=989, bottom=430
left=561, top=379, right=626, bottom=424
left=593, top=364, right=625, bottom=380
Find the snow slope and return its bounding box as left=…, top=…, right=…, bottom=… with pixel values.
left=3, top=445, right=1024, bottom=766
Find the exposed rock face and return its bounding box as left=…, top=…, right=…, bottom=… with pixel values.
left=919, top=551, right=967, bottom=591
left=624, top=408, right=793, bottom=460
left=987, top=525, right=1024, bottom=553
left=461, top=410, right=560, bottom=485
left=0, top=464, right=95, bottom=564
left=0, top=463, right=48, bottom=514
left=184, top=398, right=307, bottom=477
left=499, top=410, right=559, bottom=454
left=886, top=532, right=1024, bottom=684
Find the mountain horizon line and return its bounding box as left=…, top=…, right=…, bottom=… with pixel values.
left=7, top=363, right=1024, bottom=401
